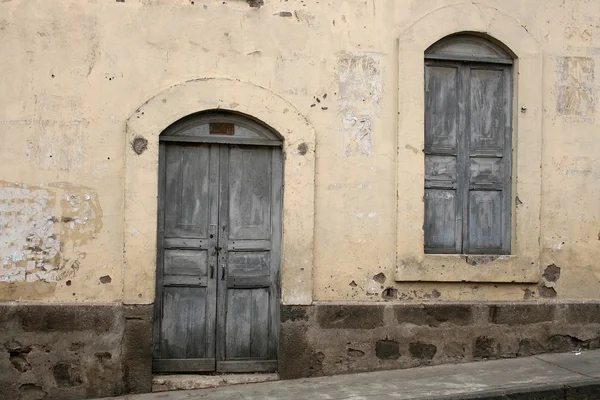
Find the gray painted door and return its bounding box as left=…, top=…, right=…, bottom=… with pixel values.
left=153, top=142, right=282, bottom=373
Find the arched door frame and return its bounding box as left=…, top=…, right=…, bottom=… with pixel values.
left=124, top=78, right=316, bottom=307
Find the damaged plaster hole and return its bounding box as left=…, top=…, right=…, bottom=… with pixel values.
left=539, top=285, right=557, bottom=298
left=246, top=0, right=263, bottom=7
left=297, top=142, right=308, bottom=155
left=347, top=348, right=365, bottom=357
left=19, top=384, right=46, bottom=400
left=409, top=342, right=437, bottom=361
left=99, top=275, right=112, bottom=284
left=523, top=288, right=534, bottom=299
left=542, top=264, right=561, bottom=283
left=349, top=280, right=357, bottom=287
left=382, top=287, right=398, bottom=300
left=373, top=272, right=386, bottom=284
left=515, top=196, right=523, bottom=206
left=53, top=362, right=82, bottom=387
left=131, top=136, right=148, bottom=155
left=9, top=349, right=31, bottom=373
left=95, top=352, right=112, bottom=363
left=375, top=339, right=399, bottom=360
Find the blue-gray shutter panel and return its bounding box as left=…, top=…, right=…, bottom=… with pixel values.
left=425, top=35, right=512, bottom=255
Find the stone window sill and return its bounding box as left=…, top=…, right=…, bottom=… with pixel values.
left=395, top=254, right=538, bottom=283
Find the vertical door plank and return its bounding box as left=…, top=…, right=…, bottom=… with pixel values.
left=424, top=62, right=461, bottom=253
left=217, top=145, right=281, bottom=371
left=154, top=143, right=218, bottom=372
left=216, top=146, right=230, bottom=364
left=161, top=287, right=207, bottom=358
left=153, top=142, right=167, bottom=359
left=465, top=65, right=512, bottom=254
left=250, top=288, right=270, bottom=358
left=225, top=290, right=252, bottom=358
left=268, top=148, right=283, bottom=361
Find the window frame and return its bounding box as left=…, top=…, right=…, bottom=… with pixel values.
left=395, top=6, right=543, bottom=284
left=423, top=36, right=513, bottom=256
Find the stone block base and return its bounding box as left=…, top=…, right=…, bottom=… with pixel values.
left=0, top=303, right=153, bottom=400
left=279, top=302, right=600, bottom=379
left=2, top=301, right=600, bottom=398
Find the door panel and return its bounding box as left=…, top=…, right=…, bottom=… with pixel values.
left=424, top=189, right=457, bottom=252
left=424, top=64, right=459, bottom=152
left=164, top=145, right=211, bottom=238
left=228, top=146, right=272, bottom=240
left=161, top=287, right=208, bottom=358
left=468, top=190, right=503, bottom=252
left=469, top=68, right=505, bottom=154
left=217, top=145, right=280, bottom=372
left=224, top=288, right=271, bottom=359
left=153, top=143, right=218, bottom=373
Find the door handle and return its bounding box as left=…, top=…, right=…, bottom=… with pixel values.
left=221, top=266, right=226, bottom=280
left=215, top=246, right=223, bottom=252
left=210, top=264, right=214, bottom=279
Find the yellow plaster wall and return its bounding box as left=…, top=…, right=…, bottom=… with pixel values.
left=0, top=0, right=598, bottom=304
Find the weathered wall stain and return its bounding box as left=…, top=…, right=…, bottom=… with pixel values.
left=131, top=136, right=148, bottom=155
left=556, top=56, right=595, bottom=119
left=0, top=182, right=102, bottom=284
left=337, top=52, right=382, bottom=157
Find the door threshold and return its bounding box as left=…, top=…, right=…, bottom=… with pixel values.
left=152, top=372, right=280, bottom=392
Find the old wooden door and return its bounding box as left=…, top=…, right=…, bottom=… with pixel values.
left=153, top=112, right=282, bottom=374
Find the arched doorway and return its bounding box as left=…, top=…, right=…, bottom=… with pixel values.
left=152, top=110, right=282, bottom=373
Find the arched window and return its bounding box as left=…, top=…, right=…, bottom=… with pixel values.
left=423, top=34, right=513, bottom=255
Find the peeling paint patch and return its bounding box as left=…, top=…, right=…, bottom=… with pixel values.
left=0, top=182, right=102, bottom=283
left=343, top=114, right=372, bottom=156
left=295, top=10, right=316, bottom=27
left=556, top=57, right=595, bottom=120
left=337, top=52, right=382, bottom=157
left=22, top=119, right=88, bottom=171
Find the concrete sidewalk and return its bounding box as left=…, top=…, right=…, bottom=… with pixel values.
left=101, top=350, right=600, bottom=400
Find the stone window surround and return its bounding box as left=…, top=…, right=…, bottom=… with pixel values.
left=395, top=4, right=543, bottom=283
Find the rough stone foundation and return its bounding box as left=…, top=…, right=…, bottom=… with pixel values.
left=2, top=302, right=600, bottom=398
left=0, top=303, right=153, bottom=400
left=279, top=302, right=600, bottom=379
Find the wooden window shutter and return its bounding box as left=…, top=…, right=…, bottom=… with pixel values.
left=424, top=34, right=512, bottom=255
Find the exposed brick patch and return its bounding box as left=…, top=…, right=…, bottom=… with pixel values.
left=317, top=305, right=384, bottom=329
left=518, top=339, right=546, bottom=357
left=375, top=340, right=399, bottom=360
left=395, top=304, right=473, bottom=327
left=565, top=303, right=600, bottom=324
left=409, top=342, right=437, bottom=361
left=281, top=306, right=309, bottom=323
left=474, top=336, right=499, bottom=359
left=489, top=304, right=555, bottom=325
